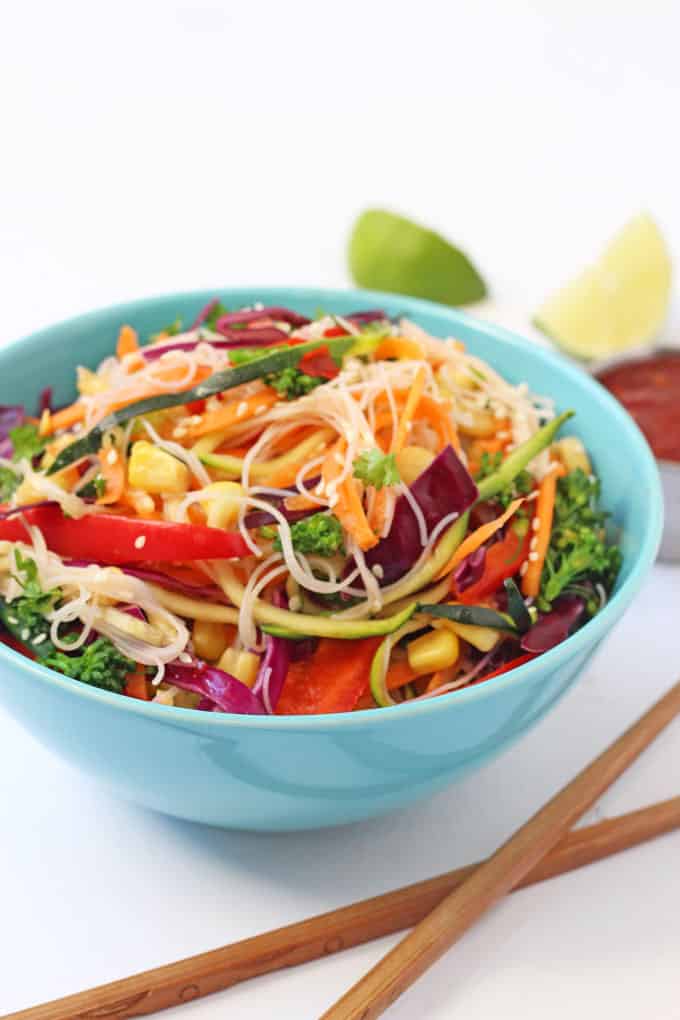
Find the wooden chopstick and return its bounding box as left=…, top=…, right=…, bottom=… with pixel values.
left=7, top=801, right=680, bottom=1020
left=321, top=677, right=680, bottom=1019
left=6, top=802, right=680, bottom=1018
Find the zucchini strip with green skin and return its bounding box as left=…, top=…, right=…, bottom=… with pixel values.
left=199, top=429, right=333, bottom=481
left=47, top=336, right=357, bottom=475
left=213, top=563, right=417, bottom=639
left=370, top=617, right=427, bottom=708
left=359, top=410, right=575, bottom=614
left=0, top=597, right=55, bottom=658
left=418, top=602, right=517, bottom=632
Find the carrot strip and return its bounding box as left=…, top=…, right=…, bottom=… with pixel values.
left=386, top=659, right=420, bottom=690
left=116, top=325, right=140, bottom=359
left=393, top=366, right=427, bottom=454
left=322, top=441, right=378, bottom=551
left=425, top=665, right=458, bottom=693
left=373, top=337, right=425, bottom=361
left=124, top=672, right=150, bottom=700
left=521, top=464, right=566, bottom=597
left=435, top=497, right=524, bottom=580
left=187, top=389, right=279, bottom=439
left=96, top=447, right=126, bottom=506
left=40, top=402, right=86, bottom=437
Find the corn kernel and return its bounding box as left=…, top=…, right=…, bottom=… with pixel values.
left=128, top=440, right=189, bottom=495
left=395, top=446, right=435, bottom=486
left=199, top=481, right=244, bottom=530
left=192, top=619, right=232, bottom=662
left=407, top=628, right=460, bottom=675
left=553, top=436, right=591, bottom=475
left=218, top=648, right=260, bottom=688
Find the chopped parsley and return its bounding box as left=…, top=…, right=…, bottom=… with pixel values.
left=9, top=423, right=46, bottom=462
left=353, top=449, right=400, bottom=490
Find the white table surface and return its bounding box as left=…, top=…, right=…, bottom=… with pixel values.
left=1, top=3, right=679, bottom=1017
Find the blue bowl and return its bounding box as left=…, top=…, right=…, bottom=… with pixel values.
left=0, top=288, right=663, bottom=831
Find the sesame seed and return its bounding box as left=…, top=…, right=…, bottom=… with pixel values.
left=288, top=595, right=302, bottom=612
left=255, top=405, right=267, bottom=414
left=21, top=628, right=29, bottom=641
left=187, top=415, right=203, bottom=426
left=236, top=402, right=248, bottom=418
left=134, top=535, right=147, bottom=549
left=173, top=426, right=188, bottom=439
left=497, top=430, right=510, bottom=440
left=334, top=452, right=344, bottom=466
left=34, top=634, right=46, bottom=645
left=520, top=561, right=528, bottom=576
left=106, top=448, right=118, bottom=465
left=8, top=616, right=18, bottom=626
left=179, top=652, right=193, bottom=664
left=371, top=564, right=384, bottom=579
left=532, top=517, right=541, bottom=531
left=528, top=551, right=539, bottom=562
left=139, top=496, right=155, bottom=513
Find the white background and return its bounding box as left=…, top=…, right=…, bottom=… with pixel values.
left=1, top=2, right=679, bottom=1017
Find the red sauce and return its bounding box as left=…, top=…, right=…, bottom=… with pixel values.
left=597, top=352, right=680, bottom=463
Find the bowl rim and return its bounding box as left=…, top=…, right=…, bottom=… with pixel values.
left=0, top=285, right=664, bottom=730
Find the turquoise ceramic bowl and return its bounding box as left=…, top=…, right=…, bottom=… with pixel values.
left=0, top=288, right=663, bottom=831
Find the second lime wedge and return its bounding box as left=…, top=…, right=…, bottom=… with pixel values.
left=534, top=213, right=672, bottom=360
left=348, top=209, right=487, bottom=306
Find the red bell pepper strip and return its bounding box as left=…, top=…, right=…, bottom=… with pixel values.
left=472, top=652, right=537, bottom=686
left=298, top=344, right=341, bottom=380
left=323, top=326, right=349, bottom=338
left=0, top=505, right=250, bottom=565
left=456, top=524, right=531, bottom=603
left=275, top=637, right=382, bottom=715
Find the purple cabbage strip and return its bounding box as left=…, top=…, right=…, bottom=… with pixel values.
left=215, top=306, right=310, bottom=328
left=345, top=309, right=387, bottom=325
left=37, top=388, right=53, bottom=415
left=242, top=475, right=322, bottom=529
left=364, top=445, right=478, bottom=587
left=0, top=500, right=57, bottom=520
left=453, top=546, right=487, bottom=593
left=141, top=327, right=287, bottom=362
left=190, top=297, right=221, bottom=330
left=521, top=596, right=585, bottom=654
left=165, top=662, right=266, bottom=714
left=117, top=566, right=231, bottom=604
left=0, top=405, right=25, bottom=459
left=253, top=586, right=292, bottom=714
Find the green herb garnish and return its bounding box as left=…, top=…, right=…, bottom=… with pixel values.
left=353, top=449, right=400, bottom=490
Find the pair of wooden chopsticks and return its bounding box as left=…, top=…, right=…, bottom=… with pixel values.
left=7, top=679, right=680, bottom=1020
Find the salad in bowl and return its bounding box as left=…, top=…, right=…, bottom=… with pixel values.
left=0, top=301, right=621, bottom=716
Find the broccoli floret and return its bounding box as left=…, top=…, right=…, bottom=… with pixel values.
left=353, top=449, right=400, bottom=490
left=0, top=466, right=19, bottom=501
left=538, top=468, right=622, bottom=612
left=265, top=367, right=323, bottom=400
left=40, top=637, right=135, bottom=694
left=273, top=512, right=344, bottom=557
left=9, top=423, right=46, bottom=462
left=475, top=451, right=533, bottom=510
left=0, top=550, right=60, bottom=654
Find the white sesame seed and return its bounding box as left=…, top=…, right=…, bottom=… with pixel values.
left=528, top=551, right=539, bottom=562
left=520, top=561, right=528, bottom=576
left=288, top=595, right=302, bottom=612
left=21, top=628, right=30, bottom=641
left=173, top=426, right=188, bottom=439
left=255, top=405, right=267, bottom=414
left=33, top=634, right=46, bottom=645
left=179, top=652, right=193, bottom=664
left=187, top=415, right=203, bottom=426
left=532, top=516, right=541, bottom=531
left=106, top=448, right=118, bottom=465
left=8, top=616, right=18, bottom=626
left=134, top=535, right=147, bottom=549
left=140, top=496, right=155, bottom=513
left=371, top=564, right=384, bottom=579
left=236, top=401, right=248, bottom=418
left=334, top=452, right=344, bottom=466
left=497, top=430, right=510, bottom=440
left=530, top=536, right=538, bottom=551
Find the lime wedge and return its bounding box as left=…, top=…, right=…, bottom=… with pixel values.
left=348, top=209, right=487, bottom=306
left=534, top=213, right=672, bottom=359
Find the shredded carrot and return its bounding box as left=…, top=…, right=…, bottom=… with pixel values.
left=393, top=366, right=426, bottom=454
left=373, top=336, right=425, bottom=361
left=187, top=389, right=279, bottom=439
left=116, top=325, right=140, bottom=359
left=521, top=464, right=566, bottom=597
left=322, top=440, right=378, bottom=551
left=386, top=658, right=420, bottom=690
left=124, top=672, right=150, bottom=700
left=40, top=402, right=86, bottom=437
left=435, top=497, right=525, bottom=580
left=425, top=666, right=458, bottom=693
left=96, top=447, right=126, bottom=505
